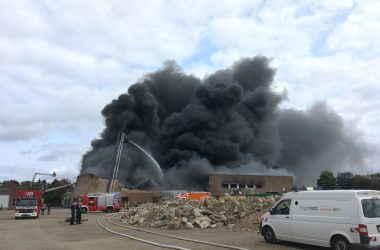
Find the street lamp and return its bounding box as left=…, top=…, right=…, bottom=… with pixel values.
left=30, top=172, right=56, bottom=186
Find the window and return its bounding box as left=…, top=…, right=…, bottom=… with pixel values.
left=230, top=184, right=237, bottom=188
left=221, top=183, right=229, bottom=189
left=256, top=184, right=263, bottom=188
left=272, top=199, right=291, bottom=215
left=16, top=198, right=37, bottom=206
left=247, top=184, right=254, bottom=188
left=362, top=199, right=380, bottom=218
left=239, top=184, right=246, bottom=188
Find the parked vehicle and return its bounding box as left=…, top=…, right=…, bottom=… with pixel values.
left=14, top=190, right=41, bottom=219
left=80, top=192, right=121, bottom=213
left=260, top=190, right=380, bottom=250
left=176, top=192, right=211, bottom=201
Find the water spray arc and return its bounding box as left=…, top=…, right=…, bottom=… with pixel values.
left=126, top=139, right=164, bottom=180
left=108, top=132, right=164, bottom=192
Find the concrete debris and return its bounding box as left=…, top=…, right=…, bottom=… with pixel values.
left=194, top=216, right=211, bottom=229
left=185, top=222, right=194, bottom=229
left=120, top=196, right=279, bottom=231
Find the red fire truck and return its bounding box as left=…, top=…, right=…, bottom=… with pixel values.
left=80, top=192, right=121, bottom=213
left=14, top=190, right=41, bottom=219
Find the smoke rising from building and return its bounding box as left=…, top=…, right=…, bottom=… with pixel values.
left=81, top=56, right=368, bottom=188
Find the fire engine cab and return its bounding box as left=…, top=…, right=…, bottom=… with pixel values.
left=80, top=192, right=121, bottom=213
left=14, top=190, right=41, bottom=219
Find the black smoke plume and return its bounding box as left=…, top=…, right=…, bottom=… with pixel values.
left=81, top=56, right=368, bottom=188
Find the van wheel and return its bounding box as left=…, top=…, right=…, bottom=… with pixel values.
left=263, top=227, right=276, bottom=243
left=106, top=206, right=113, bottom=213
left=331, top=236, right=350, bottom=250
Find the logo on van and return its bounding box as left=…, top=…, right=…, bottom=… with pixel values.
left=300, top=206, right=318, bottom=211
left=319, top=207, right=341, bottom=212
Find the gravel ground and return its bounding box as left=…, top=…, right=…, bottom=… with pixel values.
left=0, top=208, right=324, bottom=250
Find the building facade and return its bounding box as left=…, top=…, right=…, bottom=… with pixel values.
left=209, top=174, right=293, bottom=197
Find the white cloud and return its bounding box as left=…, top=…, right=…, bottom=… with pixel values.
left=327, top=0, right=380, bottom=57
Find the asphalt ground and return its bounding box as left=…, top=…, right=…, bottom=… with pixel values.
left=0, top=208, right=323, bottom=250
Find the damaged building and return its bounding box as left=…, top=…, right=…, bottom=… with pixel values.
left=209, top=174, right=293, bottom=198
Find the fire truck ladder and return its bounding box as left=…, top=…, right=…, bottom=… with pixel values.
left=110, top=132, right=125, bottom=192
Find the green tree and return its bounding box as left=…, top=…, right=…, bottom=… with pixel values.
left=352, top=175, right=379, bottom=189
left=20, top=181, right=32, bottom=186
left=43, top=178, right=72, bottom=206
left=336, top=172, right=353, bottom=189
left=370, top=174, right=380, bottom=190
left=317, top=170, right=337, bottom=190
left=1, top=180, right=20, bottom=187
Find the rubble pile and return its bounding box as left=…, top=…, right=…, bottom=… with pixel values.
left=120, top=196, right=280, bottom=231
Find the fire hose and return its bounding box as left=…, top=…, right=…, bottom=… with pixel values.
left=99, top=212, right=251, bottom=250
left=97, top=214, right=190, bottom=250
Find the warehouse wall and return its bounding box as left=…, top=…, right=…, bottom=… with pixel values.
left=209, top=174, right=293, bottom=197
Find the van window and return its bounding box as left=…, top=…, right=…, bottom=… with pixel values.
left=273, top=199, right=291, bottom=215
left=362, top=199, right=380, bottom=218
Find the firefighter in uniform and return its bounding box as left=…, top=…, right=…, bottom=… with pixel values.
left=70, top=199, right=76, bottom=225
left=75, top=200, right=82, bottom=224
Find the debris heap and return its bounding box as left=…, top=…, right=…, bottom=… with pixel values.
left=120, top=196, right=279, bottom=232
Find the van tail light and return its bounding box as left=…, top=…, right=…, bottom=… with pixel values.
left=358, top=224, right=368, bottom=235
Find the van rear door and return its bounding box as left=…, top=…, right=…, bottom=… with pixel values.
left=360, top=198, right=380, bottom=247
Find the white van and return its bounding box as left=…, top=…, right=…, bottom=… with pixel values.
left=260, top=190, right=380, bottom=250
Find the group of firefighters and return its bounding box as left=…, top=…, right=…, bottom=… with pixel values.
left=67, top=199, right=128, bottom=225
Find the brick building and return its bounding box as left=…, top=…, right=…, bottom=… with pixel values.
left=209, top=174, right=293, bottom=197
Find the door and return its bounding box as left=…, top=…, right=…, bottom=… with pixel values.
left=270, top=199, right=292, bottom=241
left=0, top=195, right=9, bottom=210
left=89, top=197, right=97, bottom=212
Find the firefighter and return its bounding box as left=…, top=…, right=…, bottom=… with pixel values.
left=70, top=199, right=76, bottom=225
left=47, top=203, right=51, bottom=215
left=41, top=203, right=46, bottom=215
left=75, top=201, right=82, bottom=224
left=123, top=201, right=129, bottom=210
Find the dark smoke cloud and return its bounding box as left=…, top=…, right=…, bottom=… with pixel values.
left=81, top=56, right=368, bottom=188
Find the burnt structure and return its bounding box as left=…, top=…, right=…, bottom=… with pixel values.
left=120, top=189, right=162, bottom=204
left=73, top=174, right=123, bottom=196
left=209, top=174, right=293, bottom=197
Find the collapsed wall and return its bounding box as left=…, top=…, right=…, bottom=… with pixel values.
left=73, top=174, right=123, bottom=196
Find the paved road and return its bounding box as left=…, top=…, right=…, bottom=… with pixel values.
left=0, top=209, right=323, bottom=250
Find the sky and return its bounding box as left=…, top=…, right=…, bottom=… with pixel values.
left=1, top=0, right=380, bottom=184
